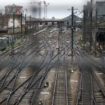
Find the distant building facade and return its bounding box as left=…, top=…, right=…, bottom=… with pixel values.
left=5, top=4, right=23, bottom=15
left=83, top=0, right=105, bottom=51
left=0, top=4, right=23, bottom=31
left=96, top=1, right=105, bottom=22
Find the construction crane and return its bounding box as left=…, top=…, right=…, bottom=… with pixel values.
left=43, top=1, right=49, bottom=19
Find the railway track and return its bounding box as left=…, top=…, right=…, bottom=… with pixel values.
left=75, top=71, right=92, bottom=105
left=75, top=71, right=105, bottom=105
left=0, top=26, right=66, bottom=105
left=74, top=44, right=105, bottom=105
left=92, top=71, right=105, bottom=105
left=52, top=69, right=69, bottom=105
left=51, top=27, right=71, bottom=105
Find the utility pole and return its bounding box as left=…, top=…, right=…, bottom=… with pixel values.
left=90, top=0, right=93, bottom=51
left=25, top=14, right=26, bottom=34
left=21, top=13, right=23, bottom=35
left=58, top=22, right=62, bottom=66
left=95, top=8, right=97, bottom=56
left=11, top=13, right=15, bottom=55
left=30, top=15, right=31, bottom=32
left=83, top=6, right=86, bottom=44
left=71, top=7, right=74, bottom=65
left=13, top=14, right=15, bottom=35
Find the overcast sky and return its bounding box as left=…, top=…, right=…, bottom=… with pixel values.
left=0, top=0, right=88, bottom=18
